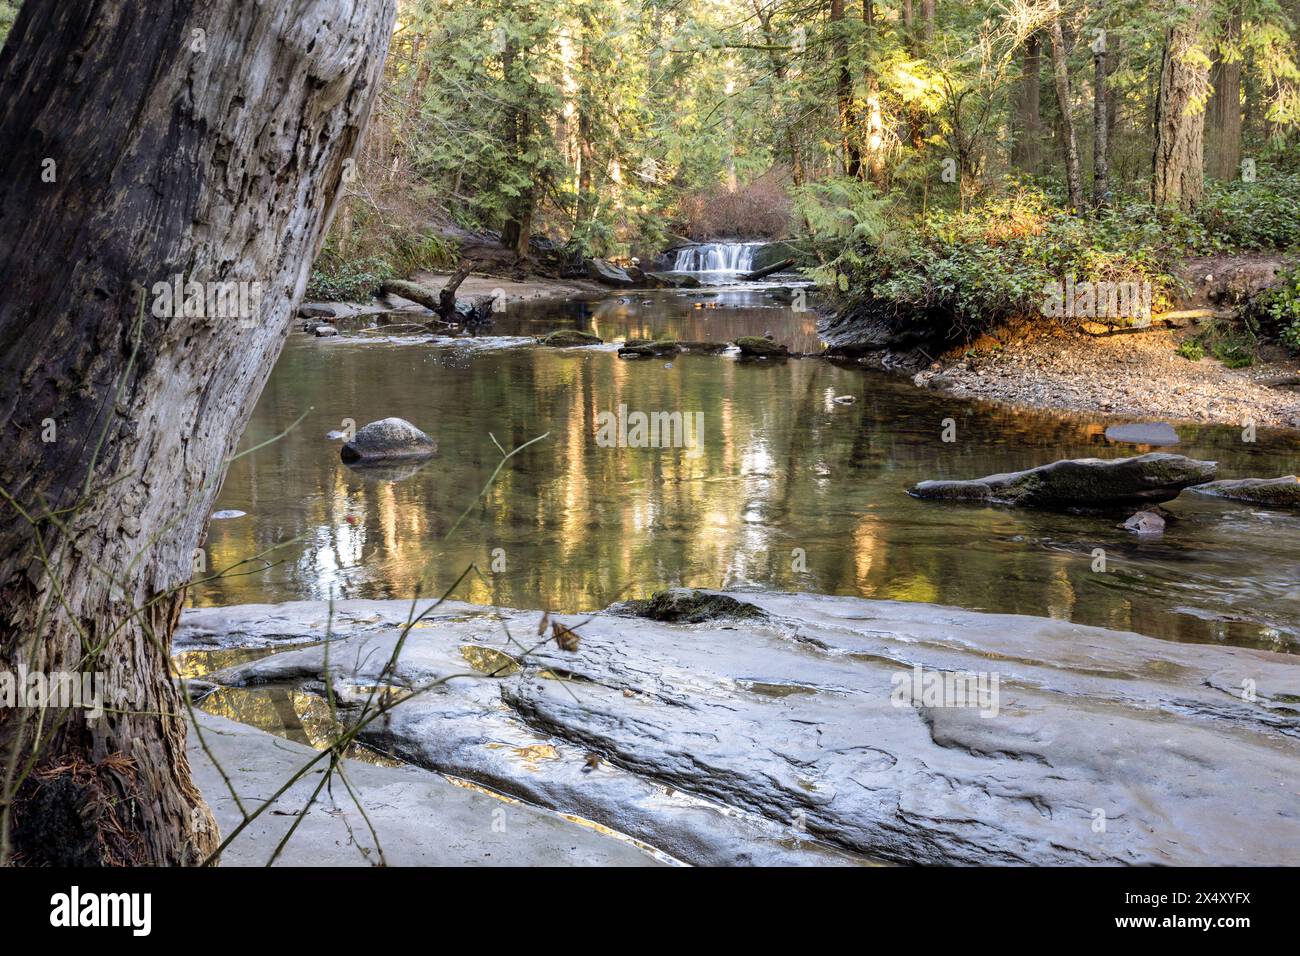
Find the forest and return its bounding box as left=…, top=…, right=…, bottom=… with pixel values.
left=0, top=0, right=1298, bottom=896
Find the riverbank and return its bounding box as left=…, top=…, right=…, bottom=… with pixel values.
left=910, top=323, right=1300, bottom=431
left=180, top=589, right=1300, bottom=866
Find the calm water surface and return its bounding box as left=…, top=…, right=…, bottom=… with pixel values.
left=191, top=284, right=1300, bottom=653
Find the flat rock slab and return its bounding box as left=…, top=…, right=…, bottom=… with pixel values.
left=1104, top=422, right=1180, bottom=446
left=185, top=590, right=1300, bottom=866
left=188, top=711, right=663, bottom=867
left=1190, top=476, right=1300, bottom=508
left=909, top=452, right=1216, bottom=508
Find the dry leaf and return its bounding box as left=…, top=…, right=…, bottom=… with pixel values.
left=552, top=620, right=580, bottom=652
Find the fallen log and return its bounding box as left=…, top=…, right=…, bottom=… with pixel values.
left=740, top=257, right=796, bottom=281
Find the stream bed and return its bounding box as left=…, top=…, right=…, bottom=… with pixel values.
left=190, top=282, right=1300, bottom=653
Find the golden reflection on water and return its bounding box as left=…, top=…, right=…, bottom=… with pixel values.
left=191, top=299, right=1300, bottom=652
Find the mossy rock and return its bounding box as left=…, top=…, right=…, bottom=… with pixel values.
left=614, top=589, right=767, bottom=624
left=538, top=329, right=602, bottom=347
left=619, top=339, right=681, bottom=357
left=1188, top=476, right=1300, bottom=507
left=909, top=453, right=1217, bottom=509
left=734, top=336, right=789, bottom=357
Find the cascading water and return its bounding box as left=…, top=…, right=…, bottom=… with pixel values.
left=672, top=242, right=763, bottom=273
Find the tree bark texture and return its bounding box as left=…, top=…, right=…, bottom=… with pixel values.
left=0, top=0, right=396, bottom=865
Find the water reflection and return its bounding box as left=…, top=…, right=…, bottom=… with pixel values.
left=192, top=294, right=1300, bottom=652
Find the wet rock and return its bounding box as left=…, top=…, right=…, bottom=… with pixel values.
left=313, top=325, right=338, bottom=337
left=585, top=258, right=636, bottom=288
left=618, top=339, right=681, bottom=358
left=677, top=341, right=730, bottom=354
left=188, top=712, right=663, bottom=867
left=613, top=588, right=766, bottom=624
left=189, top=591, right=1300, bottom=866
left=645, top=272, right=702, bottom=289
left=340, top=418, right=436, bottom=464
left=734, top=335, right=789, bottom=358
left=538, top=329, right=602, bottom=347
left=1123, top=509, right=1166, bottom=535
left=909, top=453, right=1216, bottom=508
left=1189, top=476, right=1300, bottom=507
left=210, top=509, right=246, bottom=520
left=1104, top=422, right=1180, bottom=446
left=298, top=304, right=335, bottom=318
left=832, top=395, right=857, bottom=405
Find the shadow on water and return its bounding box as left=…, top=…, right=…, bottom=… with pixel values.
left=192, top=288, right=1300, bottom=653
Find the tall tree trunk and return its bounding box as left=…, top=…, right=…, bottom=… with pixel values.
left=1048, top=5, right=1085, bottom=211
left=921, top=0, right=935, bottom=45
left=0, top=0, right=395, bottom=865
left=1093, top=32, right=1110, bottom=207
left=1207, top=8, right=1242, bottom=180
left=863, top=0, right=886, bottom=185
left=1152, top=0, right=1212, bottom=209
left=831, top=0, right=862, bottom=177
left=1012, top=33, right=1043, bottom=173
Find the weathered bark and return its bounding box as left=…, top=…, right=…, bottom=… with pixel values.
left=1093, top=34, right=1110, bottom=207
left=1048, top=6, right=1085, bottom=211
left=1152, top=0, right=1213, bottom=209
left=1207, top=9, right=1242, bottom=180
left=1012, top=33, right=1043, bottom=173
left=921, top=0, right=935, bottom=45
left=0, top=0, right=396, bottom=865
left=831, top=0, right=861, bottom=178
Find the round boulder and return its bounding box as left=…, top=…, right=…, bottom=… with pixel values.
left=341, top=418, right=437, bottom=463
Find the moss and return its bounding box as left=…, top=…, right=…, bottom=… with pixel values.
left=618, top=589, right=767, bottom=624
left=539, top=329, right=602, bottom=347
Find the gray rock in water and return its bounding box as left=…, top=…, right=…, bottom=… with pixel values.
left=585, top=258, right=636, bottom=288
left=909, top=453, right=1216, bottom=508
left=313, top=325, right=338, bottom=337
left=1105, top=422, right=1180, bottom=446
left=340, top=418, right=436, bottom=464
left=186, top=590, right=1300, bottom=866
left=644, top=271, right=701, bottom=289
left=1189, top=476, right=1300, bottom=507
left=210, top=509, right=246, bottom=520
left=1123, top=509, right=1166, bottom=535
left=298, top=304, right=335, bottom=319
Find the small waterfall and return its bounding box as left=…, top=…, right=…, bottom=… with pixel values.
left=672, top=242, right=762, bottom=273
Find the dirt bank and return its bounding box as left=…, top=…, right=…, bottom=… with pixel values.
left=911, top=325, right=1300, bottom=431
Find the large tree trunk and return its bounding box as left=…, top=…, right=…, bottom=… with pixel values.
left=0, top=0, right=395, bottom=865
left=1048, top=5, right=1085, bottom=211
left=1012, top=33, right=1043, bottom=173
left=862, top=0, right=886, bottom=186
left=1152, top=0, right=1212, bottom=209
left=831, top=0, right=862, bottom=178
left=1093, top=33, right=1110, bottom=207
left=1207, top=8, right=1242, bottom=180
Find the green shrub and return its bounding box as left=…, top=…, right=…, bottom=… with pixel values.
left=306, top=255, right=396, bottom=302
left=1255, top=263, right=1300, bottom=352
left=1175, top=340, right=1205, bottom=361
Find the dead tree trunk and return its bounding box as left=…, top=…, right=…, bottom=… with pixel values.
left=0, top=0, right=396, bottom=865
left=1152, top=0, right=1212, bottom=209
left=1048, top=5, right=1085, bottom=212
